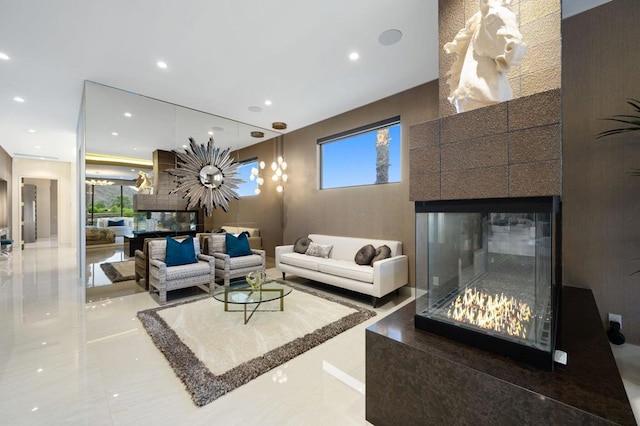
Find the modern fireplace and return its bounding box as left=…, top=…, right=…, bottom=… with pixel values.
left=414, top=197, right=561, bottom=370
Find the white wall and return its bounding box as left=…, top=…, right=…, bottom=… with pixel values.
left=12, top=159, right=77, bottom=247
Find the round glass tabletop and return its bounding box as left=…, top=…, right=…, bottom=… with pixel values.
left=212, top=279, right=293, bottom=305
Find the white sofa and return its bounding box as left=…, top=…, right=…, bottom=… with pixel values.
left=96, top=217, right=134, bottom=237
left=276, top=234, right=408, bottom=307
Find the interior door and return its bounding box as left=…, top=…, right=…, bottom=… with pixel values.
left=22, top=183, right=37, bottom=244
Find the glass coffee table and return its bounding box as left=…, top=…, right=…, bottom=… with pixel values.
left=212, top=279, right=293, bottom=324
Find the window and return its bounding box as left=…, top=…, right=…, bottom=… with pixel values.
left=85, top=183, right=136, bottom=225
left=319, top=117, right=401, bottom=189
left=236, top=159, right=260, bottom=197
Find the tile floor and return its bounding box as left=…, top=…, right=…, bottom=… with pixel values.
left=0, top=239, right=638, bottom=425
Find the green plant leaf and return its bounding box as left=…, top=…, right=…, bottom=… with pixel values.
left=596, top=99, right=640, bottom=139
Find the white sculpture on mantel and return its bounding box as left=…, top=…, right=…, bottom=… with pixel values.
left=444, top=0, right=526, bottom=113
left=135, top=171, right=153, bottom=194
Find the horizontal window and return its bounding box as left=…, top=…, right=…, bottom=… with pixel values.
left=319, top=117, right=401, bottom=189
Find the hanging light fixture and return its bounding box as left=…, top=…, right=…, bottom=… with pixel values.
left=271, top=136, right=288, bottom=193
left=250, top=161, right=266, bottom=194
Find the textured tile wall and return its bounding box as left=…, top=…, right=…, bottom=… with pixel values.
left=439, top=0, right=561, bottom=117
left=153, top=150, right=177, bottom=196
left=133, top=149, right=188, bottom=211
left=409, top=89, right=561, bottom=201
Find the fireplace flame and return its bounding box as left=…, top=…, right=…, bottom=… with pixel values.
left=446, top=288, right=532, bottom=338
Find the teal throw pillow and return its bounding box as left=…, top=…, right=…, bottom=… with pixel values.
left=165, top=236, right=198, bottom=267
left=107, top=219, right=125, bottom=227
left=226, top=232, right=253, bottom=257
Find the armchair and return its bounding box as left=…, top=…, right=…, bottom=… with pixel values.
left=147, top=237, right=215, bottom=305
left=134, top=235, right=190, bottom=288
left=208, top=234, right=266, bottom=286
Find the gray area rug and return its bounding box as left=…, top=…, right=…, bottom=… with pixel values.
left=137, top=282, right=376, bottom=406
left=100, top=260, right=135, bottom=283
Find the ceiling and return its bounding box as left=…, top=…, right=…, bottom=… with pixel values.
left=0, top=0, right=609, bottom=171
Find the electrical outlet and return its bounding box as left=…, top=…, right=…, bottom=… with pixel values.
left=609, top=313, right=622, bottom=328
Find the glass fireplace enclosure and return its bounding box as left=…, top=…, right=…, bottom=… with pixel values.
left=415, top=197, right=561, bottom=370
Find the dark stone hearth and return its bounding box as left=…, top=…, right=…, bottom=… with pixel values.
left=365, top=287, right=635, bottom=425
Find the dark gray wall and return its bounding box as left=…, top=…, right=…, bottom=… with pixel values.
left=563, top=0, right=640, bottom=343
left=282, top=82, right=439, bottom=286
left=208, top=81, right=439, bottom=279
left=206, top=139, right=284, bottom=259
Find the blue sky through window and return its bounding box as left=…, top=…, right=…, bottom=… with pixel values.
left=321, top=122, right=401, bottom=189
left=236, top=160, right=258, bottom=197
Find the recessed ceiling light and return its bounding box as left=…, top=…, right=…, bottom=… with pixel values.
left=130, top=169, right=135, bottom=172
left=378, top=29, right=403, bottom=46
left=349, top=52, right=359, bottom=61
left=14, top=96, right=24, bottom=103
left=28, top=129, right=36, bottom=133
left=35, top=145, right=41, bottom=149
left=133, top=147, right=137, bottom=151
left=208, top=131, right=213, bottom=135
left=248, top=106, right=263, bottom=113
left=182, top=144, right=187, bottom=148
left=112, top=132, right=118, bottom=136
left=124, top=112, right=132, bottom=118
left=156, top=61, right=168, bottom=69
left=0, top=52, right=9, bottom=60
left=265, top=100, right=272, bottom=106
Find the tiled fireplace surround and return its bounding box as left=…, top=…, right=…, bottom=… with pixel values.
left=409, top=88, right=561, bottom=202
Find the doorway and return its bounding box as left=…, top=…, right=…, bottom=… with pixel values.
left=21, top=178, right=58, bottom=248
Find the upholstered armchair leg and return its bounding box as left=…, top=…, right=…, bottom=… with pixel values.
left=371, top=296, right=378, bottom=308
left=159, top=289, right=167, bottom=305
left=282, top=272, right=286, bottom=280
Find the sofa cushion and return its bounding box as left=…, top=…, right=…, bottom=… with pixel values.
left=318, top=260, right=374, bottom=283
left=355, top=244, right=376, bottom=265
left=215, top=253, right=263, bottom=270
left=305, top=242, right=333, bottom=258
left=294, top=236, right=313, bottom=254
left=165, top=236, right=198, bottom=267
left=279, top=252, right=320, bottom=271
left=154, top=260, right=211, bottom=281
left=371, top=245, right=392, bottom=265
left=225, top=233, right=253, bottom=257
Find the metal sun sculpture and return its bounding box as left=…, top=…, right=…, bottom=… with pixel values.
left=167, top=137, right=242, bottom=215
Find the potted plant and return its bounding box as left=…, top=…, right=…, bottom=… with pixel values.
left=597, top=98, right=640, bottom=274
left=597, top=98, right=640, bottom=174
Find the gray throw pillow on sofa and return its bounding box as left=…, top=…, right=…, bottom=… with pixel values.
left=294, top=237, right=313, bottom=254
left=305, top=242, right=332, bottom=258
left=355, top=244, right=376, bottom=265
left=371, top=245, right=392, bottom=265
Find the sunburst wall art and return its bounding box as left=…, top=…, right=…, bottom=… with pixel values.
left=167, top=137, right=243, bottom=215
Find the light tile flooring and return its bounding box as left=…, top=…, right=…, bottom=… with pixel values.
left=0, top=239, right=638, bottom=425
